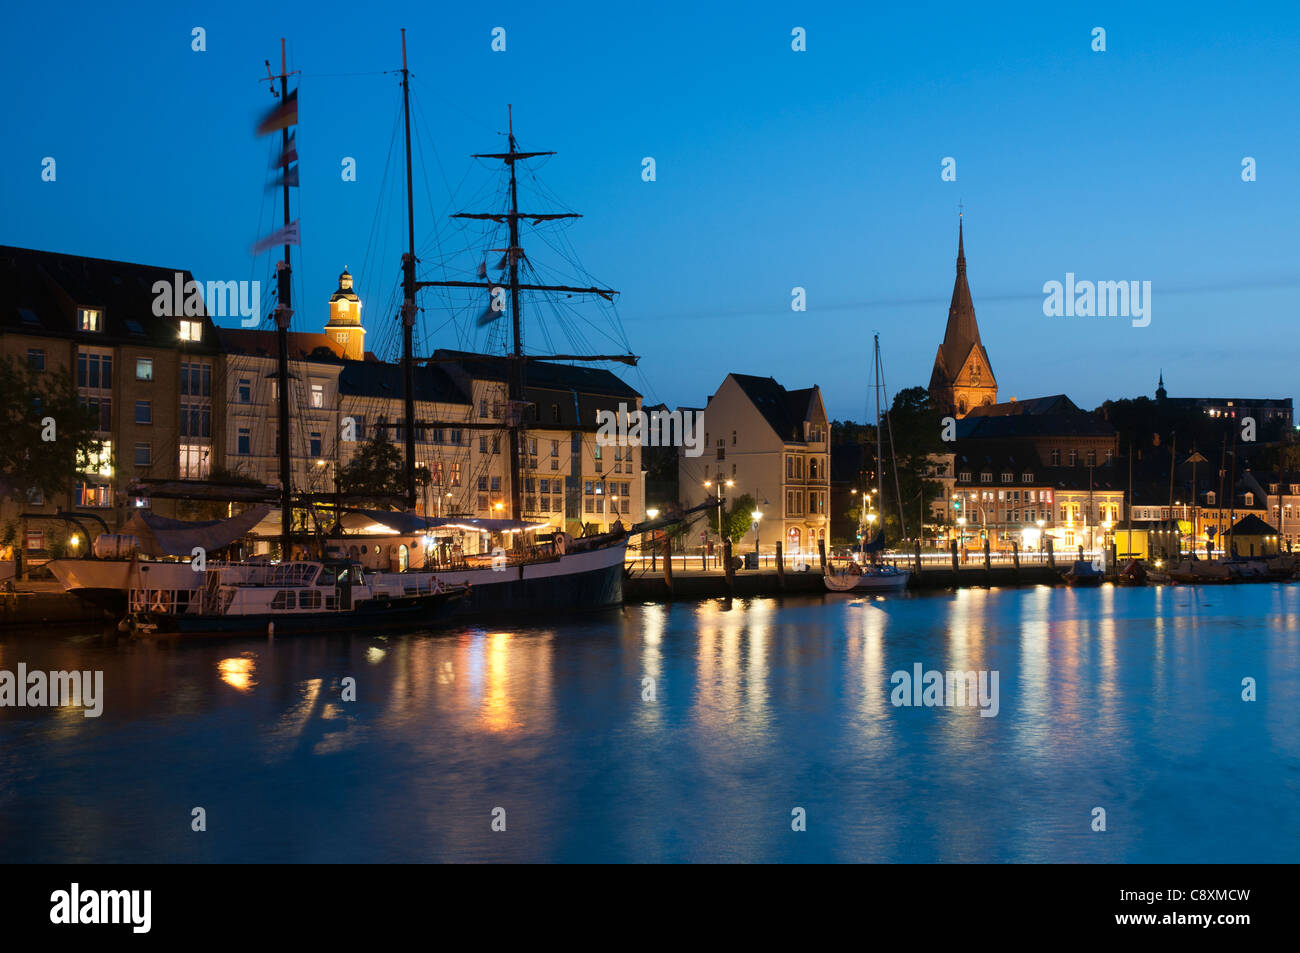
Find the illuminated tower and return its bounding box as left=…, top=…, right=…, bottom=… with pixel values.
left=928, top=218, right=997, bottom=416
left=325, top=267, right=365, bottom=360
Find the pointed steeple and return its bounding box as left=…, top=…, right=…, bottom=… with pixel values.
left=1156, top=370, right=1167, bottom=402
left=929, top=215, right=997, bottom=416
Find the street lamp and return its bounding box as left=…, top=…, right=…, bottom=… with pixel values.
left=703, top=478, right=734, bottom=569
left=958, top=516, right=967, bottom=562
left=646, top=507, right=660, bottom=571
left=1036, top=518, right=1045, bottom=564
left=752, top=509, right=762, bottom=556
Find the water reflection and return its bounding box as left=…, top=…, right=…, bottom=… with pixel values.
left=1, top=585, right=1298, bottom=862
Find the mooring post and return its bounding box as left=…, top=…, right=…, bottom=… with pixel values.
left=950, top=539, right=959, bottom=575
left=913, top=539, right=923, bottom=575
left=724, top=539, right=735, bottom=591
left=662, top=534, right=673, bottom=594
left=775, top=540, right=785, bottom=590
left=817, top=538, right=827, bottom=572
left=1011, top=540, right=1021, bottom=582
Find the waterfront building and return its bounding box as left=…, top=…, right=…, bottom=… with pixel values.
left=1244, top=471, right=1300, bottom=550
left=680, top=373, right=830, bottom=557
left=947, top=444, right=1053, bottom=554
left=929, top=219, right=997, bottom=417
left=0, top=246, right=222, bottom=562
left=957, top=394, right=1120, bottom=466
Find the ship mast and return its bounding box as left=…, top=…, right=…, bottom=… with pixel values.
left=415, top=106, right=621, bottom=522
left=399, top=29, right=418, bottom=510
left=265, top=39, right=298, bottom=558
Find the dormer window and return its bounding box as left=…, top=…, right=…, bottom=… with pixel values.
left=1270, top=484, right=1279, bottom=494
left=79, top=308, right=101, bottom=332
left=1001, top=472, right=1013, bottom=483
left=959, top=471, right=971, bottom=483
left=1022, top=472, right=1033, bottom=483
left=179, top=319, right=202, bottom=342
left=980, top=472, right=993, bottom=484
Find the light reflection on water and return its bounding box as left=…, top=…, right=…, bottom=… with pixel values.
left=1, top=584, right=1298, bottom=863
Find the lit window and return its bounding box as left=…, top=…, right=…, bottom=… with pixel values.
left=179, top=319, right=201, bottom=342
left=311, top=383, right=324, bottom=408
left=136, top=358, right=153, bottom=381
left=78, top=308, right=101, bottom=331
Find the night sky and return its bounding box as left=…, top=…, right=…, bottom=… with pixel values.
left=4, top=1, right=1297, bottom=420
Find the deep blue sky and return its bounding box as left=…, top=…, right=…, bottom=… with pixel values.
left=3, top=1, right=1298, bottom=421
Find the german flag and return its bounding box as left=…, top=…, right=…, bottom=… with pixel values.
left=256, top=88, right=298, bottom=136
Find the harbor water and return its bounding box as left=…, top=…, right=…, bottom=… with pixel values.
left=2, top=584, right=1297, bottom=862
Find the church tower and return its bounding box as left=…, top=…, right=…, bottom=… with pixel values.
left=928, top=218, right=997, bottom=416
left=325, top=267, right=365, bottom=360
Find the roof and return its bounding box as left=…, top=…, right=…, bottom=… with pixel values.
left=956, top=408, right=1116, bottom=440
left=964, top=394, right=1079, bottom=417
left=0, top=244, right=220, bottom=350
left=338, top=360, right=469, bottom=404
left=953, top=443, right=1044, bottom=483
left=728, top=373, right=821, bottom=443
left=217, top=328, right=345, bottom=362
left=1230, top=514, right=1278, bottom=535
left=432, top=348, right=640, bottom=399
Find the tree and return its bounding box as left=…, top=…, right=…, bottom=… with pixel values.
left=707, top=492, right=757, bottom=544
left=336, top=428, right=428, bottom=500
left=0, top=354, right=104, bottom=504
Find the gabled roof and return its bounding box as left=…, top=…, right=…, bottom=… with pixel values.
left=338, top=360, right=469, bottom=404
left=728, top=373, right=821, bottom=443
left=956, top=407, right=1115, bottom=440
left=1231, top=514, right=1278, bottom=535
left=953, top=442, right=1044, bottom=482
left=0, top=244, right=220, bottom=350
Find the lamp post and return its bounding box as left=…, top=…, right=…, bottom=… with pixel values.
left=752, top=509, right=762, bottom=556
left=958, top=515, right=967, bottom=563
left=703, top=478, right=734, bottom=569
left=647, top=507, right=660, bottom=571
left=1036, top=518, right=1045, bottom=564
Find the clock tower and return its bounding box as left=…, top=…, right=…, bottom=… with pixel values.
left=325, top=267, right=365, bottom=360
left=928, top=219, right=997, bottom=417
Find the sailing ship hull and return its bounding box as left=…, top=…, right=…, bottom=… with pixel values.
left=143, top=590, right=466, bottom=638
left=52, top=539, right=628, bottom=618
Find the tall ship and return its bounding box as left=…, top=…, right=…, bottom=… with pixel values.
left=48, top=32, right=653, bottom=624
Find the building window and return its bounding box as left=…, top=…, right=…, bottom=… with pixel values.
left=237, top=378, right=251, bottom=403
left=1086, top=450, right=1097, bottom=467
left=134, top=442, right=151, bottom=466
left=135, top=400, right=152, bottom=424
left=1002, top=472, right=1013, bottom=483
left=179, top=444, right=209, bottom=479
left=490, top=476, right=501, bottom=493
left=480, top=399, right=489, bottom=417
left=179, top=319, right=201, bottom=342
left=480, top=436, right=489, bottom=453
left=26, top=531, right=44, bottom=551
left=980, top=472, right=992, bottom=484
left=27, top=348, right=45, bottom=370
left=310, top=432, right=322, bottom=458
left=1050, top=449, right=1060, bottom=466
left=238, top=428, right=251, bottom=456
left=311, top=383, right=324, bottom=408
left=552, top=403, right=561, bottom=423
left=78, top=308, right=101, bottom=332
left=181, top=361, right=211, bottom=397
left=450, top=463, right=461, bottom=486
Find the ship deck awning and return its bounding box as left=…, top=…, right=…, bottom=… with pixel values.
left=337, top=510, right=551, bottom=535
left=122, top=505, right=272, bottom=556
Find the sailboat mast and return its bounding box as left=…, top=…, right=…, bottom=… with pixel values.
left=505, top=107, right=524, bottom=521
left=875, top=333, right=884, bottom=548
left=273, top=39, right=294, bottom=559
left=400, top=29, right=418, bottom=510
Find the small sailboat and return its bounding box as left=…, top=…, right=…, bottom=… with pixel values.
left=1061, top=559, right=1104, bottom=586
left=825, top=333, right=910, bottom=593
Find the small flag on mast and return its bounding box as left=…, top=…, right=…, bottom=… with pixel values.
left=250, top=220, right=301, bottom=255
left=256, top=88, right=298, bottom=136
left=274, top=134, right=298, bottom=168
left=476, top=261, right=487, bottom=279
left=267, top=165, right=299, bottom=190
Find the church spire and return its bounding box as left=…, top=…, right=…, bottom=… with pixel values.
left=928, top=214, right=997, bottom=417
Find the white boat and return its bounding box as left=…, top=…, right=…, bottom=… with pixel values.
left=824, top=561, right=910, bottom=592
